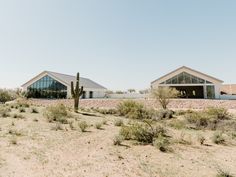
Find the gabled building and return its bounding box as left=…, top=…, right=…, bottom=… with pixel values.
left=22, top=71, right=107, bottom=99
left=151, top=66, right=223, bottom=99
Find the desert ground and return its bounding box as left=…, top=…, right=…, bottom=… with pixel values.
left=0, top=99, right=236, bottom=177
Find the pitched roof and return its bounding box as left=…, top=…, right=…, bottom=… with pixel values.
left=22, top=71, right=107, bottom=90
left=151, top=66, right=223, bottom=84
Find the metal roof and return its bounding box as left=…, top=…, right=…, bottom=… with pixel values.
left=22, top=71, right=107, bottom=90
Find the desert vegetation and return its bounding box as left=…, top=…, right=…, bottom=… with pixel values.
left=0, top=98, right=235, bottom=177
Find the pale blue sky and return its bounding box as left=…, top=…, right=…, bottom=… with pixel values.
left=0, top=0, right=235, bottom=90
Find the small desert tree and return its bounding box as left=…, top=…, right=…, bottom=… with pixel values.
left=152, top=87, right=179, bottom=109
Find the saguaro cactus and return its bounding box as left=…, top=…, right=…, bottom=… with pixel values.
left=71, top=72, right=84, bottom=112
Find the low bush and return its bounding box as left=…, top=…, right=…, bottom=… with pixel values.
left=212, top=132, right=225, bottom=145
left=114, top=119, right=124, bottom=127
left=51, top=123, right=64, bottom=131
left=156, top=109, right=174, bottom=120
left=197, top=134, right=206, bottom=145
left=113, top=135, right=124, bottom=146
left=168, top=119, right=186, bottom=129
left=117, top=100, right=154, bottom=120
left=119, top=121, right=167, bottom=144
left=95, top=108, right=118, bottom=115
left=0, top=89, right=17, bottom=103
left=175, top=132, right=192, bottom=145
left=12, top=114, right=24, bottom=119
left=95, top=122, right=102, bottom=129
left=102, top=119, right=107, bottom=125
left=0, top=107, right=11, bottom=117
left=205, top=107, right=231, bottom=120
left=31, top=108, right=39, bottom=113
left=153, top=134, right=170, bottom=152
left=44, top=104, right=69, bottom=124
left=78, top=121, right=88, bottom=132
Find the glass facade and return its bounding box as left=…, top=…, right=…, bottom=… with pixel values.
left=207, top=85, right=215, bottom=99
left=162, top=72, right=212, bottom=85
left=27, top=75, right=67, bottom=98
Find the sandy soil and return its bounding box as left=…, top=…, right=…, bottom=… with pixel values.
left=0, top=106, right=236, bottom=177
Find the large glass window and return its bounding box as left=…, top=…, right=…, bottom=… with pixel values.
left=160, top=72, right=209, bottom=84
left=27, top=75, right=67, bottom=98
left=207, top=86, right=215, bottom=99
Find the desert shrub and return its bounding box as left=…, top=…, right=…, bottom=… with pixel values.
left=197, top=134, right=206, bottom=145
left=205, top=107, right=231, bottom=120
left=175, top=132, right=192, bottom=145
left=113, top=135, right=124, bottom=146
left=119, top=121, right=167, bottom=144
left=0, top=89, right=17, bottom=103
left=168, top=119, right=186, bottom=129
left=156, top=109, right=174, bottom=120
left=151, top=87, right=179, bottom=109
left=19, top=108, right=26, bottom=113
left=31, top=107, right=39, bottom=113
left=96, top=108, right=118, bottom=115
left=44, top=104, right=69, bottom=124
left=0, top=107, right=11, bottom=117
left=117, top=100, right=153, bottom=119
left=114, top=119, right=124, bottom=126
left=185, top=108, right=232, bottom=130
left=217, top=168, right=234, bottom=177
left=78, top=121, right=88, bottom=132
left=174, top=109, right=195, bottom=116
left=153, top=134, right=170, bottom=152
left=212, top=132, right=225, bottom=144
left=95, top=122, right=102, bottom=129
left=51, top=123, right=64, bottom=131
left=12, top=114, right=24, bottom=119
left=16, top=99, right=30, bottom=108
left=69, top=121, right=76, bottom=130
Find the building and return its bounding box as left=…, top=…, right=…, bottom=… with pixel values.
left=151, top=66, right=223, bottom=99
left=22, top=71, right=107, bottom=99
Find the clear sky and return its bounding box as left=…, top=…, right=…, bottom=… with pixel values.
left=0, top=0, right=235, bottom=91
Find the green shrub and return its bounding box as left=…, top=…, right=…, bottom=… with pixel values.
left=31, top=107, right=39, bottom=114
left=153, top=134, right=170, bottom=152
left=113, top=135, right=124, bottom=146
left=78, top=121, right=88, bottom=132
left=44, top=104, right=69, bottom=124
left=114, top=119, right=124, bottom=126
left=205, top=107, right=231, bottom=120
left=212, top=132, right=225, bottom=145
left=117, top=100, right=153, bottom=119
left=0, top=89, right=17, bottom=103
left=95, top=122, right=102, bottom=129
left=119, top=121, right=167, bottom=144
left=168, top=119, right=186, bottom=129
left=156, top=109, right=174, bottom=120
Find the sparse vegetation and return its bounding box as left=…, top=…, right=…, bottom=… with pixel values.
left=95, top=122, right=102, bottom=129
left=197, top=134, right=206, bottom=145
left=153, top=134, right=171, bottom=152
left=216, top=168, right=234, bottom=177
left=19, top=107, right=26, bottom=113
left=113, top=135, right=124, bottom=146
left=151, top=87, right=179, bottom=109
left=114, top=119, right=123, bottom=126
left=12, top=114, right=24, bottom=119
left=78, top=121, right=88, bottom=132
left=0, top=89, right=17, bottom=103
left=31, top=107, right=39, bottom=113
left=10, top=136, right=18, bottom=145
left=156, top=109, right=174, bottom=120
left=51, top=123, right=64, bottom=131
left=212, top=132, right=225, bottom=145
left=117, top=100, right=153, bottom=119
left=44, top=104, right=69, bottom=124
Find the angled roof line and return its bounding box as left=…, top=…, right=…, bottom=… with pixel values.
left=22, top=71, right=107, bottom=90
left=151, top=66, right=223, bottom=84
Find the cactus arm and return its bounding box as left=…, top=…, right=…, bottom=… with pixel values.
left=71, top=81, right=75, bottom=98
